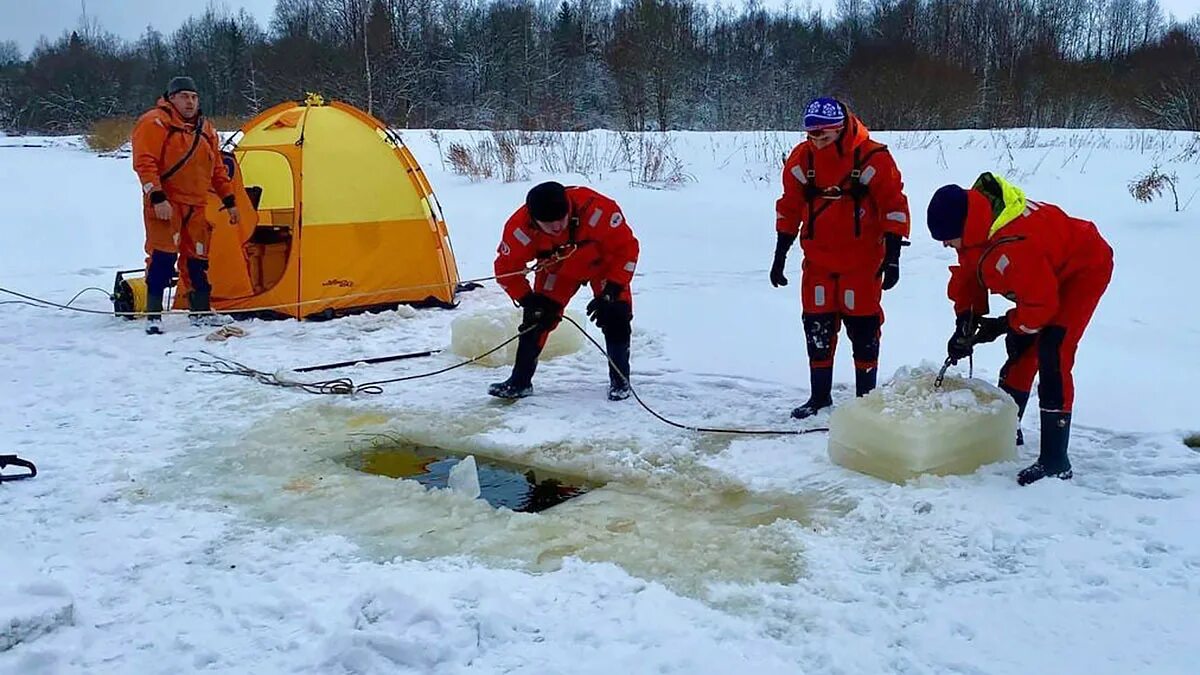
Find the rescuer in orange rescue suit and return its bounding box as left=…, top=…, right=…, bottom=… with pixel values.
left=131, top=75, right=239, bottom=333
left=771, top=97, right=911, bottom=419
left=490, top=182, right=640, bottom=401
left=928, top=172, right=1114, bottom=485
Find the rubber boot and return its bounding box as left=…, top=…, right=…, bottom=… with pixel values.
left=1017, top=411, right=1074, bottom=485
left=144, top=292, right=164, bottom=335
left=1001, top=384, right=1030, bottom=446
left=791, top=367, right=833, bottom=419
left=488, top=329, right=543, bottom=399
left=605, top=336, right=631, bottom=401
left=144, top=250, right=177, bottom=335
left=855, top=367, right=877, bottom=397
left=186, top=258, right=229, bottom=327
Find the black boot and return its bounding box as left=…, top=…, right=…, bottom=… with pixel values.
left=186, top=258, right=228, bottom=326
left=1018, top=410, right=1073, bottom=485
left=1001, top=384, right=1030, bottom=446
left=855, top=367, right=877, bottom=397
left=144, top=293, right=164, bottom=335
left=144, top=250, right=177, bottom=335
left=792, top=367, right=834, bottom=419
left=488, top=330, right=543, bottom=399
left=605, top=336, right=631, bottom=401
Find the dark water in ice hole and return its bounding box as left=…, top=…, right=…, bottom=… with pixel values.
left=342, top=443, right=596, bottom=513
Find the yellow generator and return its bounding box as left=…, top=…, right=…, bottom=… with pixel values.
left=112, top=268, right=172, bottom=317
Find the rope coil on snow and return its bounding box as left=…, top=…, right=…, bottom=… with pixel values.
left=175, top=318, right=827, bottom=437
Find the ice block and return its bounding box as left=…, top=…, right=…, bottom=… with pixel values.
left=827, top=366, right=1019, bottom=483
left=449, top=306, right=587, bottom=366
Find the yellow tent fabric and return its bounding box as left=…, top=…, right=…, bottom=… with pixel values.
left=184, top=98, right=460, bottom=319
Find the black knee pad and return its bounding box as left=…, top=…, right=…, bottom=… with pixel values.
left=146, top=250, right=178, bottom=294
left=599, top=302, right=632, bottom=341
left=843, top=314, right=881, bottom=364
left=1036, top=325, right=1068, bottom=410
left=802, top=313, right=838, bottom=363
left=186, top=257, right=212, bottom=294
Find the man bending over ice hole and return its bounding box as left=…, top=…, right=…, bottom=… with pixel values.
left=489, top=182, right=641, bottom=402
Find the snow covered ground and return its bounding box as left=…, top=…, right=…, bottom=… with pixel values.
left=2, top=127, right=1199, bottom=674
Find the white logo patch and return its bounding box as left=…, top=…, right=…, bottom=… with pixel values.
left=512, top=228, right=532, bottom=246
left=610, top=212, right=624, bottom=228
left=499, top=241, right=511, bottom=256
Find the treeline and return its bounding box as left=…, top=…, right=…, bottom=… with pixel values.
left=1, top=0, right=1198, bottom=133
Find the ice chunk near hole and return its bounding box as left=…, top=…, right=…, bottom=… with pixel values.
left=449, top=306, right=587, bottom=366
left=446, top=455, right=481, bottom=499
left=827, top=365, right=1018, bottom=484
left=0, top=573, right=74, bottom=652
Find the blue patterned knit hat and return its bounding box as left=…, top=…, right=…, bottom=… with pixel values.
left=804, top=97, right=845, bottom=131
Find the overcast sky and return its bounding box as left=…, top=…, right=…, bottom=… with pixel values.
left=2, top=0, right=1197, bottom=56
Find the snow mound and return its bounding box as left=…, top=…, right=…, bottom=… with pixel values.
left=320, top=588, right=478, bottom=673
left=449, top=306, right=588, bottom=366
left=827, top=365, right=1018, bottom=483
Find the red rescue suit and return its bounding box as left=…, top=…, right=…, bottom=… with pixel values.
left=494, top=186, right=639, bottom=342
left=949, top=185, right=1114, bottom=412
left=775, top=112, right=910, bottom=370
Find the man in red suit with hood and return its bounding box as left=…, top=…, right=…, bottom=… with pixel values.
left=772, top=97, right=911, bottom=419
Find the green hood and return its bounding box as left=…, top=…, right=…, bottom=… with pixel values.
left=972, top=172, right=1027, bottom=238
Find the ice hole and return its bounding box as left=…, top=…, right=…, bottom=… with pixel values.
left=341, top=443, right=596, bottom=513
left=143, top=405, right=850, bottom=600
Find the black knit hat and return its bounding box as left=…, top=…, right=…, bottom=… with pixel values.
left=927, top=184, right=969, bottom=241
left=167, top=76, right=198, bottom=97
left=526, top=181, right=569, bottom=222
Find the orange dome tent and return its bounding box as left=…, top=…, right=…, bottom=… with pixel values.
left=172, top=94, right=461, bottom=319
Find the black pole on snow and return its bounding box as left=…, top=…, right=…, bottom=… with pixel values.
left=293, top=349, right=442, bottom=373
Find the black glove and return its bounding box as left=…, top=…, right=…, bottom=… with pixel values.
left=770, top=232, right=797, bottom=287
left=518, top=292, right=561, bottom=332
left=878, top=233, right=907, bottom=291
left=947, top=312, right=977, bottom=363
left=1004, top=329, right=1038, bottom=361
left=971, top=316, right=1009, bottom=345
left=586, top=282, right=629, bottom=328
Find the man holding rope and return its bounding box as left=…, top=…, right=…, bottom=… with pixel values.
left=489, top=182, right=641, bottom=401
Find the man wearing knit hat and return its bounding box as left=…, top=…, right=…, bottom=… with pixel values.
left=772, top=96, right=912, bottom=419
left=927, top=172, right=1114, bottom=485
left=489, top=181, right=641, bottom=401
left=131, top=75, right=239, bottom=334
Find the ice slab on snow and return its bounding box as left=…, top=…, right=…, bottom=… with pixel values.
left=449, top=306, right=587, bottom=366
left=828, top=366, right=1018, bottom=484
left=0, top=573, right=74, bottom=652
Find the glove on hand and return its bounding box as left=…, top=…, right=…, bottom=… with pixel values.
left=586, top=283, right=629, bottom=328
left=770, top=232, right=797, bottom=287
left=947, top=312, right=977, bottom=363
left=878, top=233, right=908, bottom=291
left=519, top=292, right=561, bottom=331
left=972, top=316, right=1009, bottom=345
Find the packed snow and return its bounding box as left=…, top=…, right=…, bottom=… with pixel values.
left=1, top=127, right=1199, bottom=674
